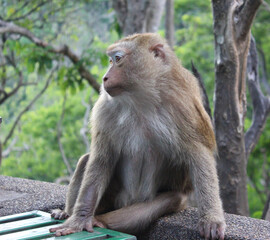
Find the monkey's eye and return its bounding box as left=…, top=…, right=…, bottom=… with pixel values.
left=109, top=51, right=125, bottom=65
left=115, top=55, right=121, bottom=63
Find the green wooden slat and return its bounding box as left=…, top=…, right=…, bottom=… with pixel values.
left=1, top=225, right=108, bottom=240
left=93, top=228, right=136, bottom=240
left=0, top=224, right=56, bottom=240
left=0, top=211, right=136, bottom=240
left=0, top=210, right=51, bottom=225
left=0, top=216, right=59, bottom=234
left=32, top=230, right=108, bottom=240
left=0, top=211, right=38, bottom=224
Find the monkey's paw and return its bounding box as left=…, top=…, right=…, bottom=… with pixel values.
left=199, top=216, right=226, bottom=240
left=51, top=209, right=69, bottom=220
left=49, top=216, right=105, bottom=236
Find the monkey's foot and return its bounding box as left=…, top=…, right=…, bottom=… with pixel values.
left=51, top=209, right=69, bottom=220
left=199, top=217, right=226, bottom=240
left=49, top=216, right=105, bottom=236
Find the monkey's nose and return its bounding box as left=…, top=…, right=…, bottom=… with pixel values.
left=103, top=76, right=108, bottom=82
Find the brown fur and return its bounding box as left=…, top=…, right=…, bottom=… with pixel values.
left=50, top=33, right=225, bottom=239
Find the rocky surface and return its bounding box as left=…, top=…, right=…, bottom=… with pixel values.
left=139, top=208, right=270, bottom=240
left=1, top=175, right=270, bottom=239
left=0, top=175, right=67, bottom=216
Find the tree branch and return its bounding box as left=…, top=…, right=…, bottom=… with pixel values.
left=2, top=136, right=30, bottom=158
left=55, top=176, right=71, bottom=185
left=0, top=141, right=2, bottom=167
left=112, top=0, right=127, bottom=34
left=262, top=194, right=270, bottom=221
left=57, top=93, right=73, bottom=176
left=7, top=1, right=47, bottom=22
left=191, top=61, right=212, bottom=119
left=258, top=47, right=270, bottom=95
left=236, top=0, right=262, bottom=41
left=0, top=117, right=2, bottom=166
left=145, top=0, right=166, bottom=33
left=0, top=20, right=100, bottom=92
left=0, top=71, right=23, bottom=104
left=245, top=36, right=270, bottom=158
left=3, top=67, right=56, bottom=146
left=165, top=0, right=174, bottom=47
left=80, top=91, right=94, bottom=153
left=262, top=0, right=270, bottom=12
left=7, top=1, right=30, bottom=20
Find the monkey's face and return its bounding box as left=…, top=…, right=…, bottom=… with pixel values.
left=102, top=48, right=128, bottom=96
left=103, top=34, right=171, bottom=97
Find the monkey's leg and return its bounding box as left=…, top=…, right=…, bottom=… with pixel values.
left=96, top=191, right=187, bottom=235
left=51, top=153, right=90, bottom=219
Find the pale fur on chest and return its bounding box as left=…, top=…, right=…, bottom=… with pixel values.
left=113, top=106, right=166, bottom=206
left=109, top=98, right=178, bottom=157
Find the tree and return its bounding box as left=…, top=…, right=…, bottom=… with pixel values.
left=165, top=0, right=175, bottom=47
left=262, top=195, right=270, bottom=221
left=112, top=0, right=166, bottom=36
left=212, top=0, right=264, bottom=216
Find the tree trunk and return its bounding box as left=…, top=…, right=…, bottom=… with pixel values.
left=245, top=36, right=270, bottom=158
left=262, top=194, right=270, bottom=221
left=113, top=0, right=165, bottom=36
left=212, top=0, right=262, bottom=216
left=0, top=117, right=2, bottom=167
left=165, top=0, right=174, bottom=47
left=0, top=141, right=2, bottom=167
left=145, top=0, right=166, bottom=33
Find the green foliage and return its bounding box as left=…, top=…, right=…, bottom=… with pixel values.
left=247, top=184, right=264, bottom=218
left=26, top=47, right=54, bottom=74
left=1, top=83, right=96, bottom=182
left=56, top=66, right=84, bottom=95
left=174, top=0, right=215, bottom=107
left=246, top=118, right=270, bottom=218
left=245, top=5, right=270, bottom=218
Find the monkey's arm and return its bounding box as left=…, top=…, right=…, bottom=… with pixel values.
left=50, top=132, right=117, bottom=236
left=51, top=153, right=90, bottom=220
left=191, top=145, right=225, bottom=240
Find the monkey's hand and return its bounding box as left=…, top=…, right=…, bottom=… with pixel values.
left=49, top=215, right=105, bottom=236
left=199, top=214, right=226, bottom=240
left=51, top=209, right=69, bottom=220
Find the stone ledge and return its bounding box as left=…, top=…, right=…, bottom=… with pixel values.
left=1, top=175, right=270, bottom=239
left=139, top=208, right=270, bottom=240
left=0, top=175, right=67, bottom=216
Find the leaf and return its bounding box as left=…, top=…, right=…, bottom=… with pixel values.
left=7, top=7, right=15, bottom=17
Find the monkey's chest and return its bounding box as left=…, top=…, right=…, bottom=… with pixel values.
left=113, top=127, right=165, bottom=207
left=110, top=112, right=176, bottom=207
left=114, top=150, right=162, bottom=208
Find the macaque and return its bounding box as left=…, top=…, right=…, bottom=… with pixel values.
left=50, top=33, right=226, bottom=239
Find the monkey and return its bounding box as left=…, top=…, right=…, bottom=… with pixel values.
left=50, top=33, right=226, bottom=240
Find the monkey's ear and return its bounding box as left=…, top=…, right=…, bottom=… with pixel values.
left=149, top=44, right=165, bottom=60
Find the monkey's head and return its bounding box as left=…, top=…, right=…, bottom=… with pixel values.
left=102, top=33, right=175, bottom=98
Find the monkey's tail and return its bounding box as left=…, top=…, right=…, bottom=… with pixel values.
left=96, top=191, right=187, bottom=235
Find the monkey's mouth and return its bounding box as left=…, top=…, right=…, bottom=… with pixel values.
left=105, top=86, right=124, bottom=97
